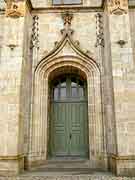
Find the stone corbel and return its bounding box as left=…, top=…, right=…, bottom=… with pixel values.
left=6, top=0, right=25, bottom=18
left=107, top=0, right=128, bottom=15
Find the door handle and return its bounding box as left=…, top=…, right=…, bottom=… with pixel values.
left=69, top=133, right=72, bottom=139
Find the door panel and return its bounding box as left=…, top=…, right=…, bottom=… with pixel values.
left=51, top=102, right=88, bottom=157
left=52, top=103, right=69, bottom=156
left=70, top=102, right=88, bottom=157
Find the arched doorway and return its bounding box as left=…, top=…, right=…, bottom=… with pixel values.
left=49, top=73, right=89, bottom=158
left=28, top=56, right=106, bottom=169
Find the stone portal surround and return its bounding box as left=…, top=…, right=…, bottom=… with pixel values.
left=27, top=54, right=106, bottom=169
left=26, top=8, right=107, bottom=169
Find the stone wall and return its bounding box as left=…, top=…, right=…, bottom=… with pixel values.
left=105, top=2, right=135, bottom=176
left=0, top=13, right=25, bottom=175
left=0, top=1, right=32, bottom=175
left=20, top=2, right=33, bottom=163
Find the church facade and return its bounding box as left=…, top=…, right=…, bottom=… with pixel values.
left=0, top=0, right=135, bottom=177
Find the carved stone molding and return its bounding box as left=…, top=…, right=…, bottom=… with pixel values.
left=95, top=13, right=104, bottom=47
left=30, top=15, right=39, bottom=49
left=0, top=155, right=24, bottom=160
left=107, top=0, right=128, bottom=15
left=30, top=15, right=40, bottom=67
left=6, top=0, right=25, bottom=18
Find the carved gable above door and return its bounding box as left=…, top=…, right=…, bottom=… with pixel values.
left=40, top=11, right=95, bottom=66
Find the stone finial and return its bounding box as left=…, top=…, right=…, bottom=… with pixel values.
left=107, top=0, right=128, bottom=15
left=6, top=0, right=25, bottom=18
left=61, top=11, right=74, bottom=36
left=62, top=11, right=73, bottom=26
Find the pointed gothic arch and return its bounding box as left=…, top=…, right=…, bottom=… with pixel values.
left=27, top=52, right=106, bottom=170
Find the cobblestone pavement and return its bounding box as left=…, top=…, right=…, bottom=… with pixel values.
left=0, top=172, right=135, bottom=180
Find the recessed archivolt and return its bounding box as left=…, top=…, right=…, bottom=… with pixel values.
left=35, top=55, right=100, bottom=80
left=29, top=54, right=103, bottom=162
left=48, top=65, right=87, bottom=82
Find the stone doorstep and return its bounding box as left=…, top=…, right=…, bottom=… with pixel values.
left=30, top=160, right=90, bottom=170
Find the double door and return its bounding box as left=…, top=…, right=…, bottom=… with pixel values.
left=50, top=75, right=88, bottom=158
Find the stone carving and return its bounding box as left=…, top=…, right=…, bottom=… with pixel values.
left=44, top=11, right=95, bottom=61
left=107, top=0, right=128, bottom=15
left=30, top=15, right=40, bottom=67
left=116, top=39, right=127, bottom=48
left=62, top=11, right=73, bottom=26
left=95, top=13, right=104, bottom=47
left=30, top=15, right=39, bottom=49
left=6, top=0, right=25, bottom=18
left=75, top=40, right=80, bottom=47
left=61, top=11, right=74, bottom=36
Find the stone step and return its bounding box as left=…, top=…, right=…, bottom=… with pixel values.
left=29, top=159, right=91, bottom=172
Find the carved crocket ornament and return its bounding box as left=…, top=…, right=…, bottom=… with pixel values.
left=6, top=0, right=25, bottom=18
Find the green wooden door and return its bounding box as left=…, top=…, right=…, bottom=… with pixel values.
left=50, top=75, right=88, bottom=158
left=69, top=102, right=88, bottom=156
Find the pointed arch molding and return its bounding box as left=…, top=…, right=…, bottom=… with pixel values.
left=36, top=25, right=99, bottom=74
left=27, top=15, right=107, bottom=170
